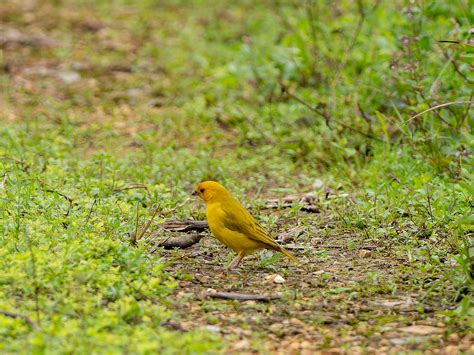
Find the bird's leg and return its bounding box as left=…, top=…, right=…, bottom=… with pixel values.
left=227, top=252, right=245, bottom=269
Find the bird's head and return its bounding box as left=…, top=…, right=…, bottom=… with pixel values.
left=192, top=181, right=230, bottom=203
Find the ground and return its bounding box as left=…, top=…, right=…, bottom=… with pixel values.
left=157, top=201, right=473, bottom=353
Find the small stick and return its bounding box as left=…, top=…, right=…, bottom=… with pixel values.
left=0, top=310, right=40, bottom=330
left=277, top=226, right=305, bottom=243
left=113, top=183, right=149, bottom=192
left=38, top=179, right=74, bottom=218
left=204, top=292, right=280, bottom=302
left=160, top=220, right=209, bottom=232
left=85, top=199, right=97, bottom=224
left=155, top=234, right=205, bottom=250
left=426, top=185, right=433, bottom=220
left=136, top=206, right=160, bottom=241
left=398, top=101, right=474, bottom=128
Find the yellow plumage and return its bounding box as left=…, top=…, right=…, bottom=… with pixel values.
left=193, top=181, right=298, bottom=268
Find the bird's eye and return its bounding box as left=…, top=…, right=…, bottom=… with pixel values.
left=200, top=188, right=205, bottom=193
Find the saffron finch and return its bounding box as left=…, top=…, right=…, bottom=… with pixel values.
left=193, top=181, right=298, bottom=268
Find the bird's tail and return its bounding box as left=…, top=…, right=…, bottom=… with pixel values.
left=279, top=246, right=299, bottom=263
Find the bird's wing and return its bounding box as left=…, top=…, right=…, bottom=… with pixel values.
left=221, top=200, right=280, bottom=250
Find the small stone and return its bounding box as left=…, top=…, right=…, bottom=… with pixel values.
left=290, top=318, right=305, bottom=327
left=390, top=338, right=407, bottom=345
left=242, top=329, right=252, bottom=337
left=445, top=345, right=459, bottom=355
left=205, top=325, right=221, bottom=332
left=269, top=323, right=283, bottom=332
left=232, top=339, right=250, bottom=350
left=448, top=333, right=460, bottom=343
left=313, top=179, right=324, bottom=189
left=267, top=274, right=285, bottom=284
left=57, top=71, right=80, bottom=84
left=356, top=249, right=372, bottom=258
left=289, top=342, right=300, bottom=351
left=350, top=346, right=363, bottom=354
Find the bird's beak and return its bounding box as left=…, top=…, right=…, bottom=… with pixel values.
left=191, top=190, right=197, bottom=196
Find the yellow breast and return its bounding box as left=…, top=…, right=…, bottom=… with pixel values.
left=206, top=202, right=262, bottom=253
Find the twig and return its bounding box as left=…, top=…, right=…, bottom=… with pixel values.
left=0, top=173, right=6, bottom=188
left=131, top=202, right=140, bottom=245
left=357, top=102, right=375, bottom=129
left=155, top=220, right=306, bottom=250
left=331, top=0, right=368, bottom=92
left=38, top=180, right=73, bottom=204
left=160, top=220, right=209, bottom=232
left=85, top=199, right=97, bottom=224
left=437, top=40, right=474, bottom=48
left=460, top=92, right=473, bottom=129
left=26, top=235, right=41, bottom=326
left=0, top=310, right=40, bottom=330
left=264, top=192, right=320, bottom=213
left=161, top=198, right=192, bottom=217
left=38, top=179, right=74, bottom=218
left=113, top=183, right=149, bottom=192
left=389, top=173, right=413, bottom=192
left=281, top=84, right=383, bottom=141
left=280, top=83, right=328, bottom=121
left=438, top=45, right=472, bottom=84
left=398, top=101, right=474, bottom=128
left=277, top=226, right=305, bottom=243
left=312, top=243, right=378, bottom=250
left=426, top=185, right=433, bottom=220
left=136, top=206, right=160, bottom=241
left=281, top=244, right=305, bottom=250
left=204, top=292, right=280, bottom=302
left=330, top=0, right=382, bottom=110
left=264, top=203, right=320, bottom=213
left=154, top=234, right=205, bottom=250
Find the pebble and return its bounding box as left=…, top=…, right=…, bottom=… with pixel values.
left=205, top=325, right=221, bottom=333
left=57, top=71, right=80, bottom=84
left=390, top=338, right=407, bottom=345
left=290, top=318, right=305, bottom=327
left=445, top=345, right=460, bottom=355
left=232, top=339, right=250, bottom=350
left=448, top=333, right=460, bottom=343
left=356, top=249, right=372, bottom=258
left=267, top=274, right=285, bottom=284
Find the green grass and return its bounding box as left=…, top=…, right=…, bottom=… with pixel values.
left=1, top=0, right=473, bottom=352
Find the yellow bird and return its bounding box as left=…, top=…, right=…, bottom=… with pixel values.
left=193, top=181, right=298, bottom=269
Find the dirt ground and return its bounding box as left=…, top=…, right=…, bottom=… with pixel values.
left=157, top=208, right=473, bottom=354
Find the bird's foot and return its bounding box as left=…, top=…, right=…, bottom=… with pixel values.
left=226, top=261, right=240, bottom=270
left=227, top=252, right=245, bottom=270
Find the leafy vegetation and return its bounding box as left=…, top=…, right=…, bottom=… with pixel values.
left=0, top=0, right=472, bottom=352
